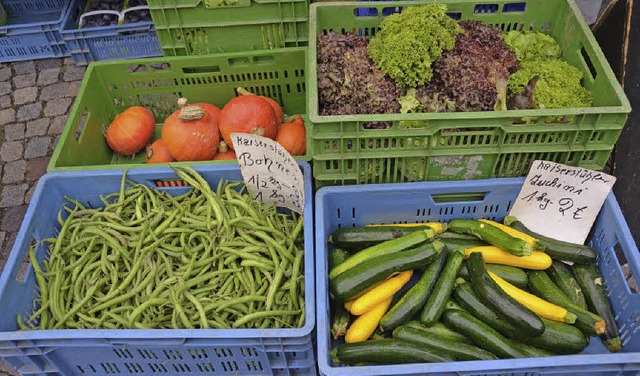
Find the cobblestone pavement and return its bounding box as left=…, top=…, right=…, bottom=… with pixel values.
left=0, top=57, right=85, bottom=376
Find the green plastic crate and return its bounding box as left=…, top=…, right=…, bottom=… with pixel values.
left=49, top=47, right=310, bottom=172
left=148, top=0, right=309, bottom=56
left=308, top=0, right=631, bottom=188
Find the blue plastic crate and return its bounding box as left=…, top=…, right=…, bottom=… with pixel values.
left=61, top=0, right=162, bottom=66
left=0, top=162, right=316, bottom=376
left=315, top=178, right=640, bottom=376
left=0, top=0, right=71, bottom=62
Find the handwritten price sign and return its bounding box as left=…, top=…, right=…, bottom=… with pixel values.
left=508, top=160, right=615, bottom=244
left=231, top=133, right=305, bottom=214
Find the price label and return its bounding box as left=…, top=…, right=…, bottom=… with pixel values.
left=231, top=133, right=305, bottom=214
left=508, top=160, right=615, bottom=244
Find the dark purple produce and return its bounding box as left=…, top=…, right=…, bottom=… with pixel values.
left=88, top=0, right=124, bottom=12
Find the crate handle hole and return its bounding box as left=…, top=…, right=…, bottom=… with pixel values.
left=127, top=64, right=147, bottom=73
left=228, top=57, right=251, bottom=67
left=182, top=65, right=221, bottom=74
left=253, top=55, right=274, bottom=64
left=150, top=63, right=170, bottom=71
left=580, top=47, right=598, bottom=81
left=354, top=7, right=378, bottom=17
left=75, top=111, right=90, bottom=142
left=382, top=7, right=402, bottom=16
left=474, top=4, right=499, bottom=13
left=432, top=192, right=488, bottom=203
left=503, top=2, right=526, bottom=12
left=447, top=12, right=462, bottom=20
left=15, top=238, right=38, bottom=283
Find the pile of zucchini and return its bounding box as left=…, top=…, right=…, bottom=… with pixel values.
left=327, top=217, right=622, bottom=366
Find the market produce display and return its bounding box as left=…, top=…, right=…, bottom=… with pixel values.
left=80, top=0, right=152, bottom=28
left=20, top=167, right=306, bottom=330
left=316, top=3, right=593, bottom=118
left=327, top=219, right=622, bottom=366
left=104, top=88, right=307, bottom=162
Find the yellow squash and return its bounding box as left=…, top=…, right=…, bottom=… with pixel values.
left=464, top=246, right=552, bottom=270
left=349, top=270, right=413, bottom=315
left=345, top=297, right=393, bottom=343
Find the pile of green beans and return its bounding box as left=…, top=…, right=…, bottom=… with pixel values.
left=21, top=167, right=305, bottom=330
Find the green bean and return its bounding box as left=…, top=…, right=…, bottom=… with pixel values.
left=232, top=310, right=300, bottom=328
left=54, top=278, right=106, bottom=329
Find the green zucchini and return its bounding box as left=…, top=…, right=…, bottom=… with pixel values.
left=329, top=247, right=351, bottom=271
left=466, top=252, right=545, bottom=337
left=330, top=226, right=436, bottom=251
left=528, top=270, right=605, bottom=336
left=420, top=248, right=465, bottom=325
left=547, top=260, right=588, bottom=310
left=524, top=318, right=589, bottom=354
left=330, top=240, right=445, bottom=302
left=449, top=219, right=533, bottom=256
left=329, top=229, right=434, bottom=280
left=393, top=325, right=498, bottom=361
left=380, top=250, right=447, bottom=332
left=458, top=263, right=529, bottom=289
left=441, top=309, right=530, bottom=359
left=335, top=338, right=454, bottom=365
left=572, top=263, right=622, bottom=352
left=452, top=279, right=522, bottom=339
left=330, top=303, right=351, bottom=340
left=404, top=320, right=472, bottom=344
left=504, top=216, right=597, bottom=263
left=516, top=343, right=557, bottom=358
left=436, top=231, right=490, bottom=249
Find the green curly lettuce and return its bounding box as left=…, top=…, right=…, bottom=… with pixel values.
left=503, top=30, right=562, bottom=63
left=508, top=60, right=592, bottom=110
left=367, top=4, right=462, bottom=87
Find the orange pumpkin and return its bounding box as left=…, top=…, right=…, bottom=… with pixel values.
left=237, top=87, right=284, bottom=125
left=275, top=115, right=307, bottom=156
left=105, top=106, right=155, bottom=156
left=194, top=102, right=221, bottom=120
left=146, top=139, right=176, bottom=164
left=212, top=141, right=237, bottom=160
left=162, top=98, right=220, bottom=161
left=218, top=95, right=279, bottom=150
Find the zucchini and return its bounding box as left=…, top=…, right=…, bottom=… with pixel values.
left=524, top=318, right=589, bottom=354
left=466, top=252, right=545, bottom=336
left=528, top=270, right=605, bottom=336
left=331, top=303, right=351, bottom=340
left=330, top=240, right=444, bottom=302
left=368, top=222, right=447, bottom=234
left=329, top=229, right=433, bottom=280
left=393, top=325, right=498, bottom=361
left=335, top=338, right=454, bottom=365
left=441, top=309, right=530, bottom=359
left=504, top=216, right=597, bottom=263
left=489, top=272, right=576, bottom=324
left=458, top=263, right=528, bottom=289
left=449, top=219, right=533, bottom=256
left=330, top=226, right=435, bottom=251
left=404, top=320, right=472, bottom=344
left=380, top=250, right=447, bottom=332
left=478, top=218, right=546, bottom=251
left=349, top=270, right=412, bottom=315
left=452, top=279, right=522, bottom=339
left=329, top=247, right=351, bottom=270
left=547, top=260, right=588, bottom=310
left=463, top=246, right=552, bottom=270
left=420, top=248, right=465, bottom=325
left=516, top=343, right=557, bottom=358
left=345, top=297, right=392, bottom=343
left=436, top=231, right=490, bottom=249
left=572, top=263, right=622, bottom=352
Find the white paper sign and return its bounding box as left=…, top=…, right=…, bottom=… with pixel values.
left=231, top=133, right=305, bottom=214
left=508, top=160, right=615, bottom=244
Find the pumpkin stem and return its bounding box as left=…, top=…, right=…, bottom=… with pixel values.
left=177, top=97, right=189, bottom=108
left=218, top=141, right=229, bottom=153
left=179, top=105, right=206, bottom=121
left=236, top=87, right=256, bottom=96
left=250, top=127, right=266, bottom=137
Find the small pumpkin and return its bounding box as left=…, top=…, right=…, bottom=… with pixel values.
left=218, top=95, right=279, bottom=150
left=212, top=141, right=237, bottom=160
left=237, top=87, right=285, bottom=125
left=275, top=115, right=306, bottom=156
left=146, top=139, right=176, bottom=164
left=105, top=106, right=155, bottom=156
left=194, top=102, right=221, bottom=120
left=162, top=98, right=220, bottom=161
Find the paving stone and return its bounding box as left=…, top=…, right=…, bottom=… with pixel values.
left=25, top=183, right=36, bottom=204
left=0, top=81, right=11, bottom=96
left=1, top=205, right=28, bottom=232
left=13, top=61, right=36, bottom=76
left=0, top=67, right=11, bottom=82
left=49, top=115, right=68, bottom=135
left=2, top=160, right=27, bottom=184
left=26, top=118, right=50, bottom=137
left=26, top=157, right=49, bottom=182
left=630, top=276, right=639, bottom=293
left=0, top=231, right=5, bottom=256
left=63, top=64, right=86, bottom=82
left=37, top=58, right=62, bottom=70
left=16, top=102, right=42, bottom=122
left=0, top=95, right=11, bottom=109
left=37, top=67, right=61, bottom=86
left=622, top=264, right=631, bottom=278
left=0, top=108, right=16, bottom=125
left=0, top=141, right=23, bottom=162
left=0, top=184, right=28, bottom=208
left=25, top=136, right=51, bottom=159
left=13, top=74, right=36, bottom=89
left=40, top=82, right=69, bottom=102
left=4, top=123, right=25, bottom=141
left=64, top=57, right=75, bottom=66
left=44, top=98, right=72, bottom=117
left=0, top=232, right=17, bottom=265
left=13, top=86, right=38, bottom=106
left=66, top=80, right=83, bottom=97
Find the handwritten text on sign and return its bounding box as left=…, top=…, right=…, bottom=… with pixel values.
left=508, top=160, right=615, bottom=244
left=231, top=133, right=304, bottom=214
